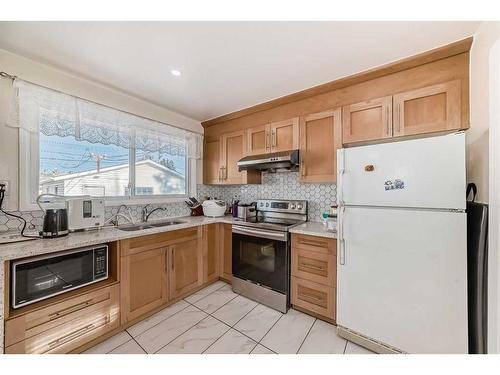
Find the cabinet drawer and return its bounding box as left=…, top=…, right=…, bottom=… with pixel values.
left=121, top=227, right=200, bottom=256
left=291, top=248, right=336, bottom=287
left=292, top=234, right=336, bottom=255
left=5, top=284, right=120, bottom=349
left=5, top=305, right=119, bottom=354
left=291, top=276, right=335, bottom=320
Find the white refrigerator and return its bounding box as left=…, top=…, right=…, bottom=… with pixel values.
left=336, top=132, right=468, bottom=354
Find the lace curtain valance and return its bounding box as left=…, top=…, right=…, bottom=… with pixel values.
left=6, top=79, right=202, bottom=158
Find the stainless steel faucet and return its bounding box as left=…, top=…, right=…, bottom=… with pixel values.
left=141, top=204, right=166, bottom=222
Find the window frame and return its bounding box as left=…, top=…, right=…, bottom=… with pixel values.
left=19, top=128, right=196, bottom=211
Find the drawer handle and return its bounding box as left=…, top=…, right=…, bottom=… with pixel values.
left=299, top=240, right=326, bottom=247
left=301, top=262, right=325, bottom=271
left=48, top=299, right=95, bottom=319
left=299, top=291, right=324, bottom=302
left=47, top=322, right=98, bottom=349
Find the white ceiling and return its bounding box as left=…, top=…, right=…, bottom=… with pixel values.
left=0, top=21, right=480, bottom=121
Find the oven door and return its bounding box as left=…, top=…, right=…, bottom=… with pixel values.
left=232, top=225, right=288, bottom=294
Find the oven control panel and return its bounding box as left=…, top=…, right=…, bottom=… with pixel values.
left=257, top=199, right=307, bottom=214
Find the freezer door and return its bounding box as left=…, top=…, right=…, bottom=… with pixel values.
left=338, top=132, right=465, bottom=210
left=337, top=206, right=468, bottom=353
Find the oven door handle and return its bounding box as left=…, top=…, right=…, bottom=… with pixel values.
left=232, top=226, right=287, bottom=242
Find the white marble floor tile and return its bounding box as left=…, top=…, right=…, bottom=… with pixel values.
left=260, top=309, right=315, bottom=354
left=127, top=300, right=190, bottom=337
left=233, top=303, right=283, bottom=342
left=298, top=319, right=347, bottom=354
left=184, top=281, right=227, bottom=304
left=135, top=304, right=207, bottom=353
left=109, top=340, right=146, bottom=354
left=344, top=341, right=375, bottom=354
left=193, top=284, right=238, bottom=314
left=212, top=295, right=258, bottom=326
left=250, top=344, right=276, bottom=354
left=204, top=328, right=257, bottom=354
left=83, top=331, right=132, bottom=354
left=156, top=316, right=230, bottom=354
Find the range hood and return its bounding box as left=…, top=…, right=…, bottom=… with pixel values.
left=237, top=150, right=300, bottom=172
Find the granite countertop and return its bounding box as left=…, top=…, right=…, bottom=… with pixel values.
left=0, top=216, right=337, bottom=262
left=0, top=215, right=240, bottom=262
left=290, top=221, right=337, bottom=239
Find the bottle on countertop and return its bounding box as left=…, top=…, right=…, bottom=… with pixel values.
left=322, top=204, right=337, bottom=232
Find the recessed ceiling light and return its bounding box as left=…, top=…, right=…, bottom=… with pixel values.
left=171, top=69, right=181, bottom=77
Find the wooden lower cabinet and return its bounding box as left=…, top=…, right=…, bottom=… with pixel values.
left=3, top=225, right=234, bottom=354
left=203, top=224, right=220, bottom=283
left=5, top=284, right=120, bottom=354
left=291, top=276, right=336, bottom=321
left=291, top=233, right=336, bottom=322
left=121, top=247, right=168, bottom=324
left=169, top=237, right=203, bottom=299
left=219, top=223, right=232, bottom=282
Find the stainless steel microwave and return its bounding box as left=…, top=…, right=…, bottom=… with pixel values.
left=11, top=245, right=108, bottom=309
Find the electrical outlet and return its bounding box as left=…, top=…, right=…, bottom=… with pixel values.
left=0, top=180, right=9, bottom=195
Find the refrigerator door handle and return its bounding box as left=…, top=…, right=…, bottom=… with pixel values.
left=338, top=206, right=346, bottom=265
left=337, top=149, right=345, bottom=206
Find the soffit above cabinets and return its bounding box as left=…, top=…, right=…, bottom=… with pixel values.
left=0, top=21, right=480, bottom=121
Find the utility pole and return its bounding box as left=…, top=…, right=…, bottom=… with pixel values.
left=90, top=153, right=105, bottom=173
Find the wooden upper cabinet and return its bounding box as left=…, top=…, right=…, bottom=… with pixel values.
left=270, top=117, right=299, bottom=152
left=299, top=109, right=342, bottom=183
left=221, top=130, right=247, bottom=184
left=247, top=123, right=270, bottom=155
left=219, top=130, right=261, bottom=184
left=203, top=138, right=221, bottom=184
left=342, top=96, right=393, bottom=144
left=393, top=80, right=461, bottom=137
left=121, top=247, right=168, bottom=324
left=246, top=117, right=299, bottom=156
left=169, top=237, right=203, bottom=300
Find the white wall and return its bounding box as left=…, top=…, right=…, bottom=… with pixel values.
left=488, top=34, right=500, bottom=354
left=0, top=48, right=203, bottom=210
left=468, top=21, right=500, bottom=354
left=468, top=22, right=500, bottom=203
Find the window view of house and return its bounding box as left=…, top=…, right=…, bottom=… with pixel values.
left=39, top=132, right=187, bottom=197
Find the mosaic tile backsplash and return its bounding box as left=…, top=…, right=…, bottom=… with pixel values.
left=0, top=172, right=336, bottom=232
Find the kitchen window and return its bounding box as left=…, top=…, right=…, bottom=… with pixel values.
left=10, top=80, right=202, bottom=210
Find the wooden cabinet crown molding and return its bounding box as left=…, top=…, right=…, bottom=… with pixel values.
left=202, top=37, right=472, bottom=128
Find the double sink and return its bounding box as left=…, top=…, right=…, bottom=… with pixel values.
left=117, top=220, right=186, bottom=232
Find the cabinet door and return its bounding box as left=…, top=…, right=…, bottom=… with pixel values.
left=219, top=223, right=232, bottom=282
left=342, top=96, right=392, bottom=144
left=221, top=130, right=248, bottom=184
left=270, top=117, right=299, bottom=152
left=393, top=80, right=461, bottom=137
left=203, top=138, right=222, bottom=184
left=169, top=238, right=203, bottom=299
left=247, top=124, right=270, bottom=155
left=203, top=224, right=220, bottom=283
left=299, top=109, right=342, bottom=183
left=121, top=248, right=168, bottom=324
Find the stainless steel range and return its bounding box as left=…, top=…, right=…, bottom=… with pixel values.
left=232, top=199, right=307, bottom=313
